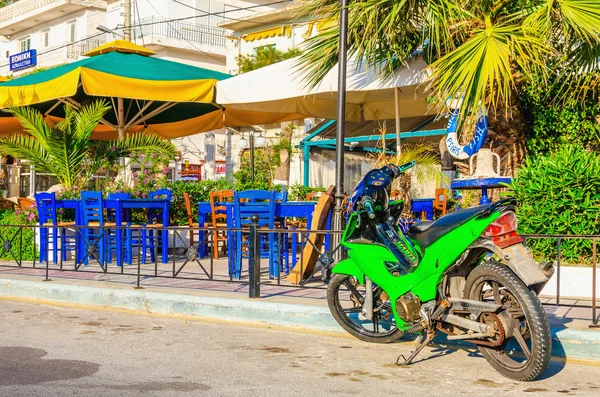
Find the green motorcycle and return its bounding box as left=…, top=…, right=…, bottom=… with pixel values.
left=326, top=162, right=554, bottom=381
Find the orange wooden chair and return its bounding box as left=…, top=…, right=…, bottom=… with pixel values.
left=433, top=188, right=449, bottom=217
left=209, top=190, right=234, bottom=259
left=18, top=197, right=36, bottom=209
left=183, top=193, right=200, bottom=247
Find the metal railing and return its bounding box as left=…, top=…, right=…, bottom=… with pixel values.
left=0, top=0, right=106, bottom=24
left=133, top=16, right=227, bottom=48
left=0, top=37, right=104, bottom=75
left=0, top=224, right=597, bottom=327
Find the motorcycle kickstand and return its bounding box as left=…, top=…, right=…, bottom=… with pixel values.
left=396, top=329, right=436, bottom=366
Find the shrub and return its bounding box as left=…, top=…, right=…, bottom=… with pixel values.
left=287, top=184, right=325, bottom=201
left=509, top=144, right=600, bottom=263
left=0, top=209, right=38, bottom=261
left=169, top=179, right=234, bottom=226
left=521, top=74, right=600, bottom=155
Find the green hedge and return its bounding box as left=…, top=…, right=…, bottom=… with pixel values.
left=169, top=179, right=234, bottom=226
left=510, top=144, right=600, bottom=263
left=0, top=209, right=38, bottom=262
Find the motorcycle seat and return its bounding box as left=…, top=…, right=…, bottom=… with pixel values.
left=407, top=203, right=494, bottom=249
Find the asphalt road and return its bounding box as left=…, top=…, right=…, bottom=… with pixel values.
left=0, top=300, right=598, bottom=397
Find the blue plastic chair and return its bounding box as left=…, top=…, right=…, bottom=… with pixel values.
left=80, top=191, right=108, bottom=265
left=141, top=189, right=172, bottom=264
left=232, top=190, right=280, bottom=279
left=107, top=192, right=131, bottom=264
left=35, top=192, right=76, bottom=264
left=274, top=190, right=288, bottom=203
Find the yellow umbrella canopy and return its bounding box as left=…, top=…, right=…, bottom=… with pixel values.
left=0, top=41, right=231, bottom=139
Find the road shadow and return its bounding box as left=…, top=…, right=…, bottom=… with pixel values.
left=0, top=346, right=100, bottom=386
left=392, top=330, right=566, bottom=380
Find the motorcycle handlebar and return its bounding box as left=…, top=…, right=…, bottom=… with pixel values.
left=362, top=197, right=376, bottom=219
left=396, top=161, right=416, bottom=175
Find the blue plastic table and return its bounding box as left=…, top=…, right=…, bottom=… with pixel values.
left=197, top=201, right=317, bottom=262
left=450, top=177, right=512, bottom=205
left=411, top=198, right=434, bottom=221
left=55, top=198, right=170, bottom=265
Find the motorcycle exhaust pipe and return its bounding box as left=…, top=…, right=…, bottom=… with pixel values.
left=530, top=261, right=555, bottom=295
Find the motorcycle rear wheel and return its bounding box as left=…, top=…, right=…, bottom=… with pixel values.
left=327, top=274, right=404, bottom=343
left=465, top=260, right=552, bottom=381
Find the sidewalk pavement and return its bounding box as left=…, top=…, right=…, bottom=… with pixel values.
left=0, top=271, right=598, bottom=363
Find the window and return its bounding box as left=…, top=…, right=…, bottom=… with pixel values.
left=19, top=36, right=30, bottom=52
left=67, top=20, right=76, bottom=43
left=41, top=30, right=49, bottom=48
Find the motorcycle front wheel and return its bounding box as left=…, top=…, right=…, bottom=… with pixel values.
left=327, top=274, right=404, bottom=343
left=465, top=260, right=552, bottom=381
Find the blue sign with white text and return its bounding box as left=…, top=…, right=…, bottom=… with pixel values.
left=9, top=49, right=37, bottom=72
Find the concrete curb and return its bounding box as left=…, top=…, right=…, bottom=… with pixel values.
left=0, top=279, right=598, bottom=362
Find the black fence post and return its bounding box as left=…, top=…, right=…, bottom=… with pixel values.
left=592, top=238, right=599, bottom=328
left=249, top=214, right=260, bottom=299
left=556, top=237, right=561, bottom=305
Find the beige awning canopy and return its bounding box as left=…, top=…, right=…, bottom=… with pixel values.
left=216, top=57, right=434, bottom=122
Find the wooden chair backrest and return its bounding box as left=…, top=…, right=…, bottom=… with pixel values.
left=306, top=192, right=320, bottom=201
left=18, top=197, right=36, bottom=209
left=433, top=188, right=448, bottom=215
left=210, top=190, right=234, bottom=227
left=183, top=192, right=194, bottom=227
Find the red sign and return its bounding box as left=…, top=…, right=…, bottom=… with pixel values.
left=215, top=164, right=226, bottom=175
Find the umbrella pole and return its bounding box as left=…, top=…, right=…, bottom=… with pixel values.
left=395, top=87, right=401, bottom=163
left=333, top=0, right=349, bottom=248
left=117, top=97, right=127, bottom=178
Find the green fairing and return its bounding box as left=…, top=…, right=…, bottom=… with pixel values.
left=337, top=212, right=500, bottom=330
left=331, top=259, right=365, bottom=284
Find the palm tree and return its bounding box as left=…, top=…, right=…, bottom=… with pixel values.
left=0, top=101, right=177, bottom=188
left=300, top=1, right=600, bottom=130
left=371, top=124, right=448, bottom=207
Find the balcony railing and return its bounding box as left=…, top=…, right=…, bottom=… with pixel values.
left=0, top=37, right=103, bottom=75
left=133, top=16, right=227, bottom=49
left=0, top=0, right=105, bottom=24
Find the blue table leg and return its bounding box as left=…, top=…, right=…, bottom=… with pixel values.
left=39, top=227, right=47, bottom=264
left=161, top=203, right=169, bottom=264
left=115, top=204, right=123, bottom=267
left=426, top=206, right=434, bottom=221
left=324, top=211, right=332, bottom=251
left=480, top=186, right=490, bottom=205
left=198, top=212, right=207, bottom=258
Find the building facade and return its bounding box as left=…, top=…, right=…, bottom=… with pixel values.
left=0, top=0, right=290, bottom=75
left=0, top=1, right=328, bottom=195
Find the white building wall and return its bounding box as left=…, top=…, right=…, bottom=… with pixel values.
left=0, top=0, right=297, bottom=182
left=0, top=7, right=107, bottom=75
left=224, top=14, right=317, bottom=75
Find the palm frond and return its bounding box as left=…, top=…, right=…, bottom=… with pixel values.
left=5, top=106, right=51, bottom=147
left=555, top=0, right=600, bottom=44
left=298, top=0, right=425, bottom=88
left=45, top=128, right=88, bottom=188
left=428, top=18, right=550, bottom=128
left=0, top=134, right=52, bottom=173
left=74, top=100, right=111, bottom=142
left=119, top=132, right=177, bottom=160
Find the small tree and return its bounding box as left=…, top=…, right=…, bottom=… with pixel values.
left=233, top=148, right=278, bottom=190
left=236, top=46, right=301, bottom=74
left=0, top=101, right=177, bottom=188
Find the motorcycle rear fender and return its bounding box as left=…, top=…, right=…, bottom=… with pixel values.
left=469, top=239, right=553, bottom=287
left=331, top=258, right=365, bottom=285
